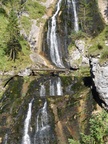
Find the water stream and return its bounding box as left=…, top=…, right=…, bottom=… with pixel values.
left=22, top=99, right=34, bottom=144
left=72, top=0, right=79, bottom=32
left=47, top=0, right=64, bottom=68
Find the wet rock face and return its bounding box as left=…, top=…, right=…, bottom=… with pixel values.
left=90, top=57, right=108, bottom=110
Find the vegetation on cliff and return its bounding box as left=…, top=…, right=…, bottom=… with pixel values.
left=0, top=0, right=46, bottom=71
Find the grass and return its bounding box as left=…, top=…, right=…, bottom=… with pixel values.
left=20, top=16, right=31, bottom=35
left=88, top=26, right=108, bottom=64
left=24, top=0, right=46, bottom=19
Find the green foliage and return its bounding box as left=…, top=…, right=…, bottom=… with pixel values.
left=20, top=16, right=31, bottom=35
left=81, top=110, right=108, bottom=144
left=88, top=26, right=108, bottom=63
left=69, top=110, right=108, bottom=144
left=68, top=138, right=80, bottom=144
left=78, top=0, right=92, bottom=32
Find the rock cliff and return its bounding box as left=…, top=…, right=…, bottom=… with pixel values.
left=90, top=58, right=108, bottom=110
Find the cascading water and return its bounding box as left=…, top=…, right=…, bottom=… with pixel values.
left=47, top=0, right=64, bottom=68
left=40, top=84, right=46, bottom=97
left=50, top=77, right=63, bottom=96
left=34, top=101, right=51, bottom=144
left=22, top=99, right=34, bottom=144
left=72, top=0, right=79, bottom=32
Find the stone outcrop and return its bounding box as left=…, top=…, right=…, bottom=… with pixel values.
left=90, top=57, right=108, bottom=110
left=69, top=40, right=89, bottom=67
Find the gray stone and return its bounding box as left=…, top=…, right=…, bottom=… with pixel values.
left=69, top=39, right=89, bottom=67
left=75, top=40, right=85, bottom=54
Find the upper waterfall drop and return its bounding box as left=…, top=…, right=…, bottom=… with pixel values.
left=47, top=0, right=65, bottom=68
left=72, top=0, right=79, bottom=32
left=22, top=99, right=34, bottom=144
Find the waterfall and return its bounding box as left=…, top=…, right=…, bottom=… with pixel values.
left=40, top=85, right=46, bottom=97
left=47, top=0, right=64, bottom=68
left=34, top=101, right=51, bottom=144
left=22, top=99, right=34, bottom=144
left=50, top=77, right=63, bottom=96
left=72, top=0, right=79, bottom=32
left=56, top=77, right=63, bottom=96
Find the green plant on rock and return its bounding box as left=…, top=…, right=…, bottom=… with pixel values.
left=69, top=110, right=108, bottom=144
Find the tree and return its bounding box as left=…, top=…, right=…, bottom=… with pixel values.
left=5, top=9, right=22, bottom=61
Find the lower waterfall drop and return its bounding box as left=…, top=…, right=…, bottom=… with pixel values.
left=50, top=79, right=55, bottom=96
left=22, top=99, right=34, bottom=144
left=50, top=77, right=63, bottom=96
left=34, top=101, right=51, bottom=144
left=56, top=77, right=63, bottom=96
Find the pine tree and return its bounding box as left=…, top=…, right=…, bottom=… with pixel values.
left=5, top=9, right=21, bottom=61
left=78, top=0, right=93, bottom=33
